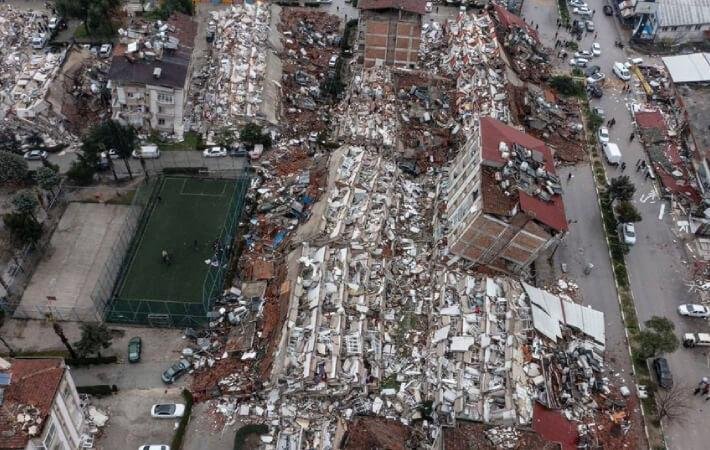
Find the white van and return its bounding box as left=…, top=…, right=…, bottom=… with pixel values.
left=612, top=62, right=631, bottom=81
left=603, top=142, right=622, bottom=165
left=132, top=145, right=160, bottom=159
left=31, top=33, right=48, bottom=50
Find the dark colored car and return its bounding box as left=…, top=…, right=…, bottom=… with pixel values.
left=128, top=336, right=142, bottom=363
left=587, top=84, right=603, bottom=98
left=603, top=5, right=613, bottom=16
left=161, top=359, right=190, bottom=384
left=653, top=357, right=673, bottom=389
left=228, top=145, right=247, bottom=157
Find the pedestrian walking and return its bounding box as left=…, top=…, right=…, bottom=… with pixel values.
left=594, top=32, right=598, bottom=39
left=161, top=249, right=169, bottom=264
left=612, top=118, right=616, bottom=126
left=592, top=9, right=596, bottom=15
left=193, top=239, right=199, bottom=250
left=157, top=195, right=162, bottom=202
left=535, top=24, right=539, bottom=30
left=629, top=133, right=635, bottom=142
left=567, top=173, right=573, bottom=182
left=636, top=158, right=642, bottom=167
left=645, top=171, right=650, bottom=180
left=695, top=385, right=704, bottom=395
left=703, top=384, right=709, bottom=396
left=641, top=160, right=646, bottom=168
left=621, top=162, right=627, bottom=172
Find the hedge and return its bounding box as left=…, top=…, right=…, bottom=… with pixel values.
left=171, top=389, right=194, bottom=450
left=77, top=385, right=118, bottom=397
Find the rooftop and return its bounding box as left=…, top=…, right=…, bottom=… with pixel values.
left=662, top=53, right=710, bottom=84
left=678, top=84, right=710, bottom=158
left=479, top=117, right=567, bottom=232
left=0, top=359, right=65, bottom=450
left=657, top=0, right=710, bottom=27
left=492, top=3, right=540, bottom=41
left=359, top=0, right=427, bottom=15
left=634, top=110, right=667, bottom=132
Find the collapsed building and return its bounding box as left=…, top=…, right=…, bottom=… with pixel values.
left=108, top=13, right=196, bottom=137
left=358, top=0, right=425, bottom=68
left=446, top=117, right=567, bottom=275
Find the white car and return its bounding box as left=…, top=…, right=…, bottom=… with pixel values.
left=586, top=72, right=605, bottom=84
left=138, top=446, right=170, bottom=450
left=569, top=0, right=587, bottom=7
left=613, top=62, right=631, bottom=81
left=425, top=1, right=432, bottom=12
left=203, top=146, right=227, bottom=158
left=569, top=57, right=589, bottom=67
left=573, top=7, right=593, bottom=17
left=591, top=42, right=601, bottom=57
left=24, top=149, right=48, bottom=160
left=574, top=50, right=593, bottom=59
left=328, top=54, right=338, bottom=67
left=99, top=44, right=113, bottom=58
left=678, top=304, right=710, bottom=318
left=150, top=404, right=185, bottom=419
left=597, top=126, right=610, bottom=143
left=619, top=223, right=636, bottom=245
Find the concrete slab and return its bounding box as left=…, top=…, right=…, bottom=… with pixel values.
left=18, top=203, right=130, bottom=320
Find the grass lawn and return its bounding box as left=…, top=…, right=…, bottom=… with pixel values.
left=116, top=176, right=237, bottom=304
left=156, top=131, right=204, bottom=151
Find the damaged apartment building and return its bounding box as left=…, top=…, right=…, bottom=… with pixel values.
left=107, top=14, right=196, bottom=137
left=446, top=117, right=567, bottom=275
left=358, top=0, right=425, bottom=68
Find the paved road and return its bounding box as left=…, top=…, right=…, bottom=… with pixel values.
left=523, top=0, right=710, bottom=448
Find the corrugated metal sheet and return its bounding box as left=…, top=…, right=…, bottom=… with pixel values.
left=657, top=0, right=710, bottom=27
left=662, top=53, right=710, bottom=83
left=562, top=301, right=605, bottom=344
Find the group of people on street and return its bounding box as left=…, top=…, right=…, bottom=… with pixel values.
left=694, top=377, right=710, bottom=400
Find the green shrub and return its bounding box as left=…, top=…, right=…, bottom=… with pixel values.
left=171, top=389, right=194, bottom=450
left=549, top=75, right=585, bottom=97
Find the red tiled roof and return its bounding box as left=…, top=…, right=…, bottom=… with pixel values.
left=634, top=110, right=666, bottom=132
left=480, top=117, right=567, bottom=232
left=492, top=4, right=540, bottom=42
left=359, top=0, right=427, bottom=15
left=0, top=359, right=65, bottom=450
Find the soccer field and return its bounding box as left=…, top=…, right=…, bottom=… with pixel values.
left=115, top=176, right=240, bottom=306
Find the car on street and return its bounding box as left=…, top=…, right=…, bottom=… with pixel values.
left=150, top=404, right=186, bottom=419
left=586, top=84, right=603, bottom=98
left=677, top=304, right=710, bottom=318
left=586, top=72, right=605, bottom=84
left=652, top=357, right=673, bottom=390
left=592, top=106, right=605, bottom=118
left=597, top=126, right=610, bottom=143
left=585, top=20, right=595, bottom=32
left=618, top=223, right=636, bottom=245
left=132, top=145, right=160, bottom=159
left=569, top=0, right=587, bottom=7
left=591, top=42, right=601, bottom=56
left=328, top=54, right=338, bottom=67
left=107, top=149, right=120, bottom=159
left=99, top=44, right=113, bottom=58
left=23, top=149, right=47, bottom=160
left=202, top=146, right=227, bottom=158
left=574, top=50, right=593, bottom=59
left=612, top=61, right=632, bottom=81
left=138, top=446, right=170, bottom=450
left=228, top=145, right=248, bottom=157
left=128, top=337, right=142, bottom=363
left=603, top=5, right=613, bottom=15
left=161, top=359, right=190, bottom=384
left=425, top=1, right=432, bottom=12
left=569, top=57, right=589, bottom=67
left=585, top=65, right=601, bottom=76
left=573, top=7, right=593, bottom=17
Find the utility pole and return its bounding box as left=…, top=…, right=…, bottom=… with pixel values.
left=52, top=322, right=78, bottom=359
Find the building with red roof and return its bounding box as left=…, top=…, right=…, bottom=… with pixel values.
left=358, top=0, right=424, bottom=68
left=447, top=117, right=567, bottom=274
left=0, top=358, right=85, bottom=450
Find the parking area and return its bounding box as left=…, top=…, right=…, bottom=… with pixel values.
left=91, top=387, right=183, bottom=450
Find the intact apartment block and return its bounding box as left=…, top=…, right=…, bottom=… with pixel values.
left=632, top=0, right=710, bottom=44
left=0, top=358, right=86, bottom=450
left=108, top=13, right=196, bottom=137
left=447, top=117, right=567, bottom=274
left=358, top=0, right=424, bottom=68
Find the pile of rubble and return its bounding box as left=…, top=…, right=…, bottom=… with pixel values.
left=191, top=4, right=271, bottom=129
left=0, top=6, right=40, bottom=102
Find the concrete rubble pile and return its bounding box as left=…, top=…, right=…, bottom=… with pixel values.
left=492, top=9, right=551, bottom=83
left=336, top=66, right=397, bottom=146
left=433, top=11, right=510, bottom=137
left=192, top=4, right=271, bottom=129
left=0, top=6, right=41, bottom=107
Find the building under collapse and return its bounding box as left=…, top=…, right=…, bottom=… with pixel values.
left=107, top=13, right=196, bottom=137
left=446, top=117, right=567, bottom=274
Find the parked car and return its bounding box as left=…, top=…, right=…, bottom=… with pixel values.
left=138, top=446, right=170, bottom=450
left=228, top=145, right=248, bottom=157
left=425, top=1, right=433, bottom=12
left=328, top=54, right=338, bottom=67
left=574, top=50, right=593, bottom=59
left=677, top=304, right=710, bottom=318
left=597, top=126, right=610, bottom=144
left=591, top=42, right=602, bottom=57
left=99, top=44, right=113, bottom=58
left=625, top=57, right=644, bottom=69
left=587, top=84, right=603, bottom=98
left=203, top=146, right=227, bottom=158
left=612, top=61, right=631, bottom=81
left=585, top=65, right=601, bottom=76
left=573, top=7, right=593, bottom=17
left=128, top=337, right=142, bottom=363
left=569, top=0, right=587, bottom=7
left=586, top=72, right=605, bottom=84
left=132, top=145, right=160, bottom=159
left=23, top=149, right=47, bottom=160
left=569, top=57, right=589, bottom=67
left=592, top=106, right=605, bottom=118
left=161, top=359, right=190, bottom=384
left=652, top=357, right=673, bottom=390
left=618, top=223, right=636, bottom=245
left=150, top=404, right=186, bottom=419
left=585, top=20, right=595, bottom=32
left=31, top=33, right=48, bottom=50
left=603, top=5, right=613, bottom=15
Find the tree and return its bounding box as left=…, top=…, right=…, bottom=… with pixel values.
left=215, top=127, right=237, bottom=148
left=240, top=123, right=272, bottom=148
left=52, top=322, right=78, bottom=359
left=86, top=121, right=138, bottom=179
left=3, top=212, right=42, bottom=244
left=635, top=316, right=678, bottom=360
left=74, top=323, right=113, bottom=358
left=11, top=190, right=39, bottom=222
left=655, top=383, right=691, bottom=423
left=66, top=160, right=96, bottom=186
left=615, top=201, right=642, bottom=223
left=549, top=75, right=585, bottom=97
left=155, top=0, right=194, bottom=19
left=56, top=0, right=121, bottom=36
left=609, top=176, right=636, bottom=202
left=0, top=151, right=29, bottom=184
left=35, top=167, right=62, bottom=203
left=0, top=130, right=20, bottom=154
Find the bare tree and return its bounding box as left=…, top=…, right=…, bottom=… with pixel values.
left=656, top=383, right=692, bottom=423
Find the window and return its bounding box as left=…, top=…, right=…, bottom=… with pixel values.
left=127, top=92, right=134, bottom=98
left=158, top=118, right=166, bottom=126
left=696, top=25, right=702, bottom=31
left=158, top=106, right=163, bottom=113
left=62, top=383, right=82, bottom=428
left=157, top=92, right=174, bottom=104
left=671, top=26, right=678, bottom=31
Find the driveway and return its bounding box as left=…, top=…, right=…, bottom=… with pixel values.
left=523, top=0, right=710, bottom=448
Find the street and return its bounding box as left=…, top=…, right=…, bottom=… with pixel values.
left=522, top=0, right=710, bottom=448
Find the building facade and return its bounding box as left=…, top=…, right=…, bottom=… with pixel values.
left=447, top=117, right=567, bottom=274
left=632, top=0, right=710, bottom=44
left=358, top=0, right=425, bottom=68
left=0, top=358, right=85, bottom=450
